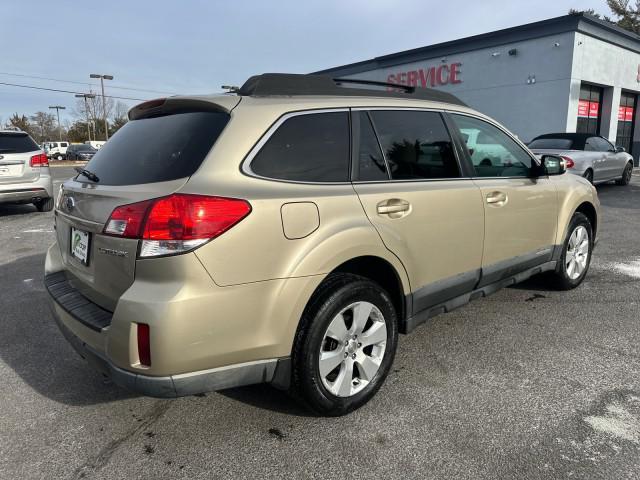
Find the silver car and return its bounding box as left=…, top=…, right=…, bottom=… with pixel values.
left=528, top=133, right=634, bottom=185
left=0, top=129, right=54, bottom=211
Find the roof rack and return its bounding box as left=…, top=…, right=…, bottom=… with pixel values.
left=237, top=73, right=467, bottom=107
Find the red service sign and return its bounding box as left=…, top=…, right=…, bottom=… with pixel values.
left=387, top=62, right=462, bottom=88
left=578, top=100, right=600, bottom=118
left=578, top=100, right=589, bottom=117
left=618, top=106, right=635, bottom=122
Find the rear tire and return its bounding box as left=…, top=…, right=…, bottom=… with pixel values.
left=547, top=212, right=592, bottom=290
left=34, top=197, right=54, bottom=212
left=583, top=169, right=594, bottom=184
left=56, top=154, right=63, bottom=161
left=290, top=273, right=398, bottom=416
left=616, top=162, right=633, bottom=186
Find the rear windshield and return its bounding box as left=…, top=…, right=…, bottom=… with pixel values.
left=76, top=145, right=96, bottom=152
left=0, top=133, right=39, bottom=153
left=527, top=138, right=573, bottom=150
left=78, top=111, right=229, bottom=185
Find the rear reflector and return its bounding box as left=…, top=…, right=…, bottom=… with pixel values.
left=103, top=194, right=251, bottom=257
left=560, top=156, right=575, bottom=169
left=30, top=153, right=49, bottom=167
left=137, top=323, right=151, bottom=367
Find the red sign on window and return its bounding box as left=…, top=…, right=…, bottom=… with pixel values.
left=625, top=106, right=634, bottom=122
left=589, top=101, right=600, bottom=117
left=618, top=106, right=634, bottom=122
left=578, top=100, right=590, bottom=117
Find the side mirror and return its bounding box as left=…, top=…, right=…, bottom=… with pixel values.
left=540, top=154, right=567, bottom=176
left=616, top=146, right=626, bottom=153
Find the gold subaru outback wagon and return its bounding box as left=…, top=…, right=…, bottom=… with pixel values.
left=45, top=73, right=599, bottom=416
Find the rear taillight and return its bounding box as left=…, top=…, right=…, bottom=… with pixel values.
left=560, top=156, right=575, bottom=169
left=137, top=323, right=151, bottom=367
left=103, top=194, right=251, bottom=258
left=30, top=153, right=48, bottom=167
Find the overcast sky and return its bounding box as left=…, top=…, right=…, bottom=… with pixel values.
left=2, top=0, right=610, bottom=125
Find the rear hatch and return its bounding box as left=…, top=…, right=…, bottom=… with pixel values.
left=55, top=97, right=237, bottom=312
left=0, top=132, right=42, bottom=185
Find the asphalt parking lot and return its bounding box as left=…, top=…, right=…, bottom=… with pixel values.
left=1, top=166, right=639, bottom=480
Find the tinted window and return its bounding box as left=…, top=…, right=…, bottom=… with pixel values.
left=369, top=111, right=459, bottom=180
left=77, top=145, right=96, bottom=152
left=251, top=112, right=350, bottom=182
left=61, top=142, right=68, bottom=147
left=356, top=112, right=388, bottom=181
left=452, top=115, right=534, bottom=177
left=585, top=137, right=611, bottom=152
left=527, top=138, right=574, bottom=150
left=79, top=111, right=229, bottom=186
left=0, top=133, right=39, bottom=153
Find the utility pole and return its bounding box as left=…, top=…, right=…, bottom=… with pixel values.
left=75, top=93, right=96, bottom=142
left=90, top=73, right=114, bottom=140
left=48, top=105, right=66, bottom=142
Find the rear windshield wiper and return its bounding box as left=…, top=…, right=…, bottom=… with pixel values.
left=74, top=167, right=100, bottom=182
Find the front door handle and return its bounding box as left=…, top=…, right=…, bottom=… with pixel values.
left=376, top=199, right=411, bottom=218
left=486, top=191, right=508, bottom=206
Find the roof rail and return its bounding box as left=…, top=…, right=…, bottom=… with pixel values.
left=237, top=73, right=467, bottom=107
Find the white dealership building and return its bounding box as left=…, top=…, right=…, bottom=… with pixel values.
left=317, top=12, right=640, bottom=165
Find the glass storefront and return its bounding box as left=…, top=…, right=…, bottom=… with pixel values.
left=576, top=83, right=603, bottom=135
left=616, top=91, right=636, bottom=154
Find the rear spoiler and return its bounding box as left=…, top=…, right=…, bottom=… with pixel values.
left=128, top=98, right=233, bottom=121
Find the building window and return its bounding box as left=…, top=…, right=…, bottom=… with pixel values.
left=616, top=91, right=636, bottom=154
left=576, top=83, right=603, bottom=135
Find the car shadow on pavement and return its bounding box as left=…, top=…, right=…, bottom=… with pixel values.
left=0, top=203, right=39, bottom=217
left=595, top=182, right=640, bottom=210
left=219, top=384, right=315, bottom=417
left=0, top=253, right=136, bottom=406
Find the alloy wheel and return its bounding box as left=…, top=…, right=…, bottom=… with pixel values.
left=565, top=225, right=589, bottom=280
left=319, top=301, right=387, bottom=398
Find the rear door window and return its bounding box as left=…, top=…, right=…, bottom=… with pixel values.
left=250, top=111, right=350, bottom=182
left=369, top=110, right=460, bottom=180
left=78, top=111, right=229, bottom=185
left=0, top=133, right=39, bottom=153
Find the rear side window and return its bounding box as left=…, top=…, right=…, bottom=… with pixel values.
left=527, top=138, right=573, bottom=150
left=79, top=111, right=229, bottom=185
left=250, top=112, right=350, bottom=182
left=356, top=112, right=388, bottom=181
left=0, top=133, right=39, bottom=153
left=369, top=111, right=460, bottom=180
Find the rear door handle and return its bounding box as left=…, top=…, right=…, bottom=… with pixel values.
left=486, top=191, right=508, bottom=206
left=376, top=199, right=411, bottom=217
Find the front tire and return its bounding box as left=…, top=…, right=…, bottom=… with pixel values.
left=547, top=212, right=593, bottom=290
left=616, top=162, right=633, bottom=186
left=290, top=273, right=398, bottom=416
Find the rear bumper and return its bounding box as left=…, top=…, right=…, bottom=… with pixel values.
left=0, top=173, right=54, bottom=203
left=52, top=308, right=282, bottom=397
left=44, top=241, right=311, bottom=396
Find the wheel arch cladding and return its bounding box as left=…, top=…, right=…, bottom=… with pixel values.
left=576, top=201, right=597, bottom=238
left=332, top=256, right=406, bottom=328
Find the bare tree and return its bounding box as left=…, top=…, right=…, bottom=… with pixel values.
left=29, top=112, right=57, bottom=143
left=73, top=93, right=115, bottom=140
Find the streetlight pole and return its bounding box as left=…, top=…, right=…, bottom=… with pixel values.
left=75, top=93, right=96, bottom=142
left=48, top=105, right=66, bottom=142
left=90, top=73, right=114, bottom=141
